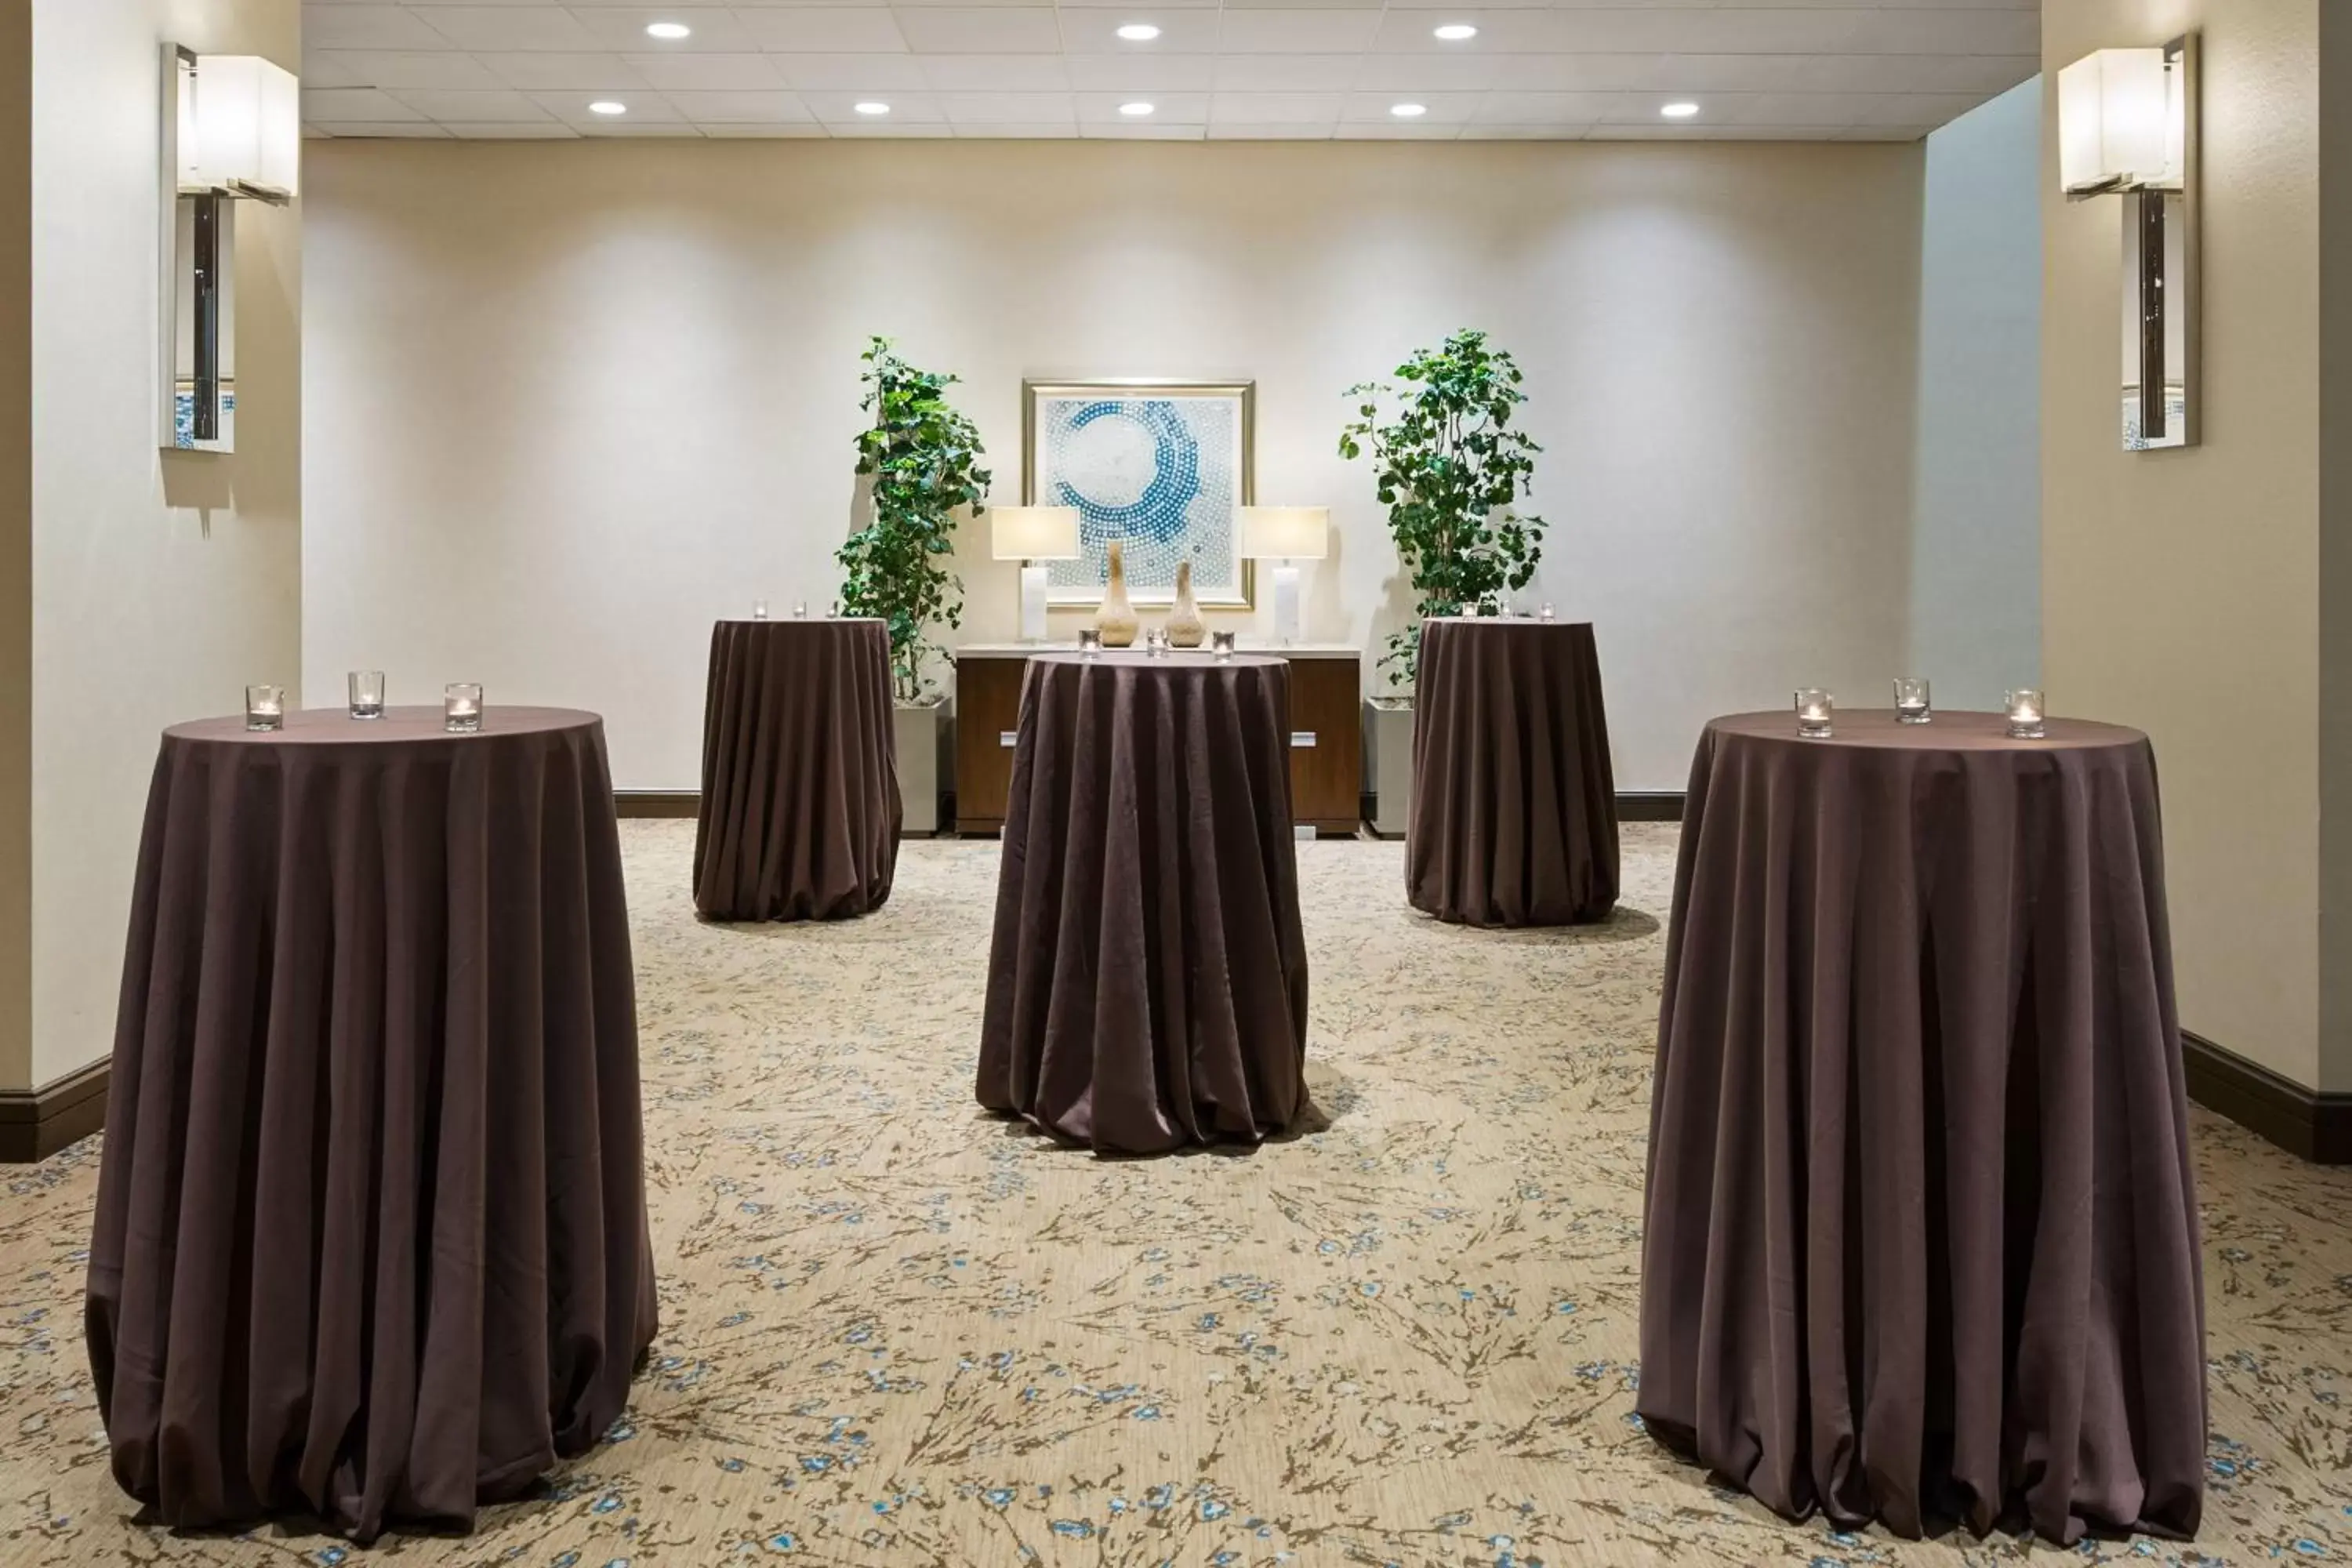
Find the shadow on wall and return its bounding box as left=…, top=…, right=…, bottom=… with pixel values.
left=161, top=450, right=234, bottom=532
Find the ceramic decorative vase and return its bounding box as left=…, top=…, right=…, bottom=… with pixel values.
left=1095, top=540, right=1140, bottom=648
left=1164, top=560, right=1207, bottom=648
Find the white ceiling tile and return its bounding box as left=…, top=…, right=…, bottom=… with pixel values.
left=407, top=7, right=605, bottom=49
left=736, top=9, right=909, bottom=51
left=314, top=120, right=459, bottom=136
left=919, top=53, right=1071, bottom=90
left=1211, top=55, right=1359, bottom=93
left=299, top=53, right=376, bottom=89
left=571, top=9, right=766, bottom=49
left=1054, top=0, right=1219, bottom=9
left=303, top=87, right=432, bottom=122
left=1075, top=89, right=1207, bottom=122
left=440, top=120, right=583, bottom=136
left=389, top=87, right=561, bottom=119
left=1205, top=122, right=1338, bottom=139
left=665, top=88, right=815, bottom=119
left=578, top=120, right=710, bottom=134
left=1456, top=124, right=1592, bottom=140
left=823, top=119, right=958, bottom=136
left=804, top=89, right=948, bottom=121
left=621, top=52, right=789, bottom=88
left=939, top=90, right=1076, bottom=122
left=1080, top=121, right=1207, bottom=137
left=699, top=122, right=832, bottom=136
left=1065, top=53, right=1216, bottom=91
left=1348, top=54, right=1500, bottom=93
left=1334, top=120, right=1462, bottom=138
left=1207, top=90, right=1345, bottom=123
left=1215, top=10, right=1381, bottom=54
left=1474, top=90, right=1614, bottom=125
left=893, top=8, right=1063, bottom=53
left=774, top=54, right=932, bottom=89
left=306, top=7, right=460, bottom=50
left=481, top=51, right=649, bottom=88
left=530, top=88, right=688, bottom=122
left=1059, top=11, right=1220, bottom=53
left=1341, top=89, right=1477, bottom=122
left=319, top=49, right=510, bottom=89
left=955, top=122, right=1084, bottom=136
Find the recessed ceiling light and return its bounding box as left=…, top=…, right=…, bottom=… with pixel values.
left=1432, top=24, right=1477, bottom=41
left=1116, top=23, right=1161, bottom=42
left=1661, top=101, right=1700, bottom=118
left=1119, top=100, right=1155, bottom=116
left=1390, top=102, right=1428, bottom=118
left=854, top=101, right=891, bottom=115
left=644, top=21, right=691, bottom=40
left=589, top=100, right=628, bottom=116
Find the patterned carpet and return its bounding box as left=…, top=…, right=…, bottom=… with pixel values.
left=2, top=822, right=2349, bottom=1566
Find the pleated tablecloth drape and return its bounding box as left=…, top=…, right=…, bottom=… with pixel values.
left=85, top=706, right=658, bottom=1543
left=1638, top=709, right=2205, bottom=1545
left=1407, top=617, right=1619, bottom=927
left=978, top=652, right=1310, bottom=1155
left=693, top=617, right=899, bottom=921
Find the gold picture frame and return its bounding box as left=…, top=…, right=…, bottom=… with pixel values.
left=1022, top=378, right=1256, bottom=610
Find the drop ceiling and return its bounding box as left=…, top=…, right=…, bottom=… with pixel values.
left=300, top=1, right=2041, bottom=143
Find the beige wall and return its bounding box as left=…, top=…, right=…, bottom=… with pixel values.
left=0, top=0, right=31, bottom=1096
left=16, top=0, right=301, bottom=1088
left=2042, top=0, right=2337, bottom=1087
left=303, top=138, right=1927, bottom=795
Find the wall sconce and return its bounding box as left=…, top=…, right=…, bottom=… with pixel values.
left=2060, top=36, right=2198, bottom=451
left=159, top=46, right=299, bottom=454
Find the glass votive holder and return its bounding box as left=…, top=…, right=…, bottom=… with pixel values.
left=1211, top=630, right=1237, bottom=662
left=1893, top=677, right=1932, bottom=724
left=2005, top=688, right=2046, bottom=739
left=445, top=682, right=484, bottom=734
left=752, top=599, right=769, bottom=621
left=793, top=601, right=808, bottom=620
left=245, top=684, right=284, bottom=732
left=1539, top=603, right=1557, bottom=623
left=829, top=601, right=841, bottom=619
left=1794, top=688, right=1834, bottom=739
left=347, top=670, right=386, bottom=720
left=1078, top=628, right=1103, bottom=661
left=1144, top=627, right=1168, bottom=659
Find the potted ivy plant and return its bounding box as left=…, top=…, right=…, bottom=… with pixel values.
left=839, top=336, right=992, bottom=834
left=1339, top=328, right=1547, bottom=836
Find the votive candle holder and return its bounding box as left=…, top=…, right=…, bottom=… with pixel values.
left=445, top=682, right=484, bottom=734
left=245, top=684, right=284, bottom=733
left=1078, top=628, right=1103, bottom=661
left=348, top=670, right=386, bottom=720
left=1794, top=688, right=1834, bottom=739
left=1211, top=630, right=1237, bottom=662
left=2005, top=688, right=2046, bottom=739
left=1893, top=677, right=1932, bottom=724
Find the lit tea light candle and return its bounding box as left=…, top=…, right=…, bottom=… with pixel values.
left=445, top=682, right=484, bottom=734
left=793, top=601, right=808, bottom=620
left=1794, top=688, right=1834, bottom=739
left=1211, top=630, right=1236, bottom=662
left=752, top=600, right=769, bottom=621
left=245, top=684, right=284, bottom=733
left=348, top=670, right=386, bottom=720
left=1078, top=629, right=1103, bottom=661
left=1893, top=677, right=1931, bottom=725
left=2005, top=688, right=2045, bottom=739
left=1539, top=603, right=1557, bottom=623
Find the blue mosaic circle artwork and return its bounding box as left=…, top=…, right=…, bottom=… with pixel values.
left=1040, top=394, right=1239, bottom=599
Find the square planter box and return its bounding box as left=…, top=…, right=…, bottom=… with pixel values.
left=895, top=695, right=946, bottom=836
left=1364, top=696, right=1414, bottom=839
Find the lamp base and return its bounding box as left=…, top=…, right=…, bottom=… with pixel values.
left=1018, top=564, right=1049, bottom=643
left=1271, top=563, right=1301, bottom=646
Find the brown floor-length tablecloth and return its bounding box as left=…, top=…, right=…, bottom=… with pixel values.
left=1639, top=710, right=2205, bottom=1545
left=85, top=706, right=658, bottom=1544
left=694, top=617, right=900, bottom=921
left=1407, top=617, right=1619, bottom=926
left=978, top=652, right=1310, bottom=1154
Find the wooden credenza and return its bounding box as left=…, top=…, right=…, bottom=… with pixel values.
left=954, top=643, right=1364, bottom=837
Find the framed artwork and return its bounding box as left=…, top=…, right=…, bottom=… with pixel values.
left=1022, top=379, right=1255, bottom=608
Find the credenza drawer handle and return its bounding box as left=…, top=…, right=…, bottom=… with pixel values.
left=1000, top=731, right=1019, bottom=747
left=1290, top=731, right=1318, bottom=748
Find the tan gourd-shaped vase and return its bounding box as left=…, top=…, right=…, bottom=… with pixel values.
left=1095, top=540, right=1140, bottom=647
left=1164, top=560, right=1207, bottom=648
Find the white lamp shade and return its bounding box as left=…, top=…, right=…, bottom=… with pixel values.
left=991, top=506, right=1081, bottom=561
left=2059, top=48, right=2178, bottom=194
left=187, top=55, right=301, bottom=198
left=1237, top=506, right=1330, bottom=561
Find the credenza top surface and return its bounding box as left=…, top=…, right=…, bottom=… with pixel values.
left=956, top=641, right=1363, bottom=661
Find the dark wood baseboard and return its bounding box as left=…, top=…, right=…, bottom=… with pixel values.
left=0, top=1058, right=109, bottom=1163
left=1617, top=792, right=1686, bottom=822
left=2183, top=1030, right=2352, bottom=1164
left=615, top=791, right=701, bottom=819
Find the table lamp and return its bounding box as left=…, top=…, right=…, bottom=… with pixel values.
left=991, top=506, right=1082, bottom=644
left=1238, top=506, right=1329, bottom=646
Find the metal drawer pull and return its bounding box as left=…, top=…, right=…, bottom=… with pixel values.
left=1000, top=731, right=1019, bottom=747
left=1290, top=731, right=1318, bottom=748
